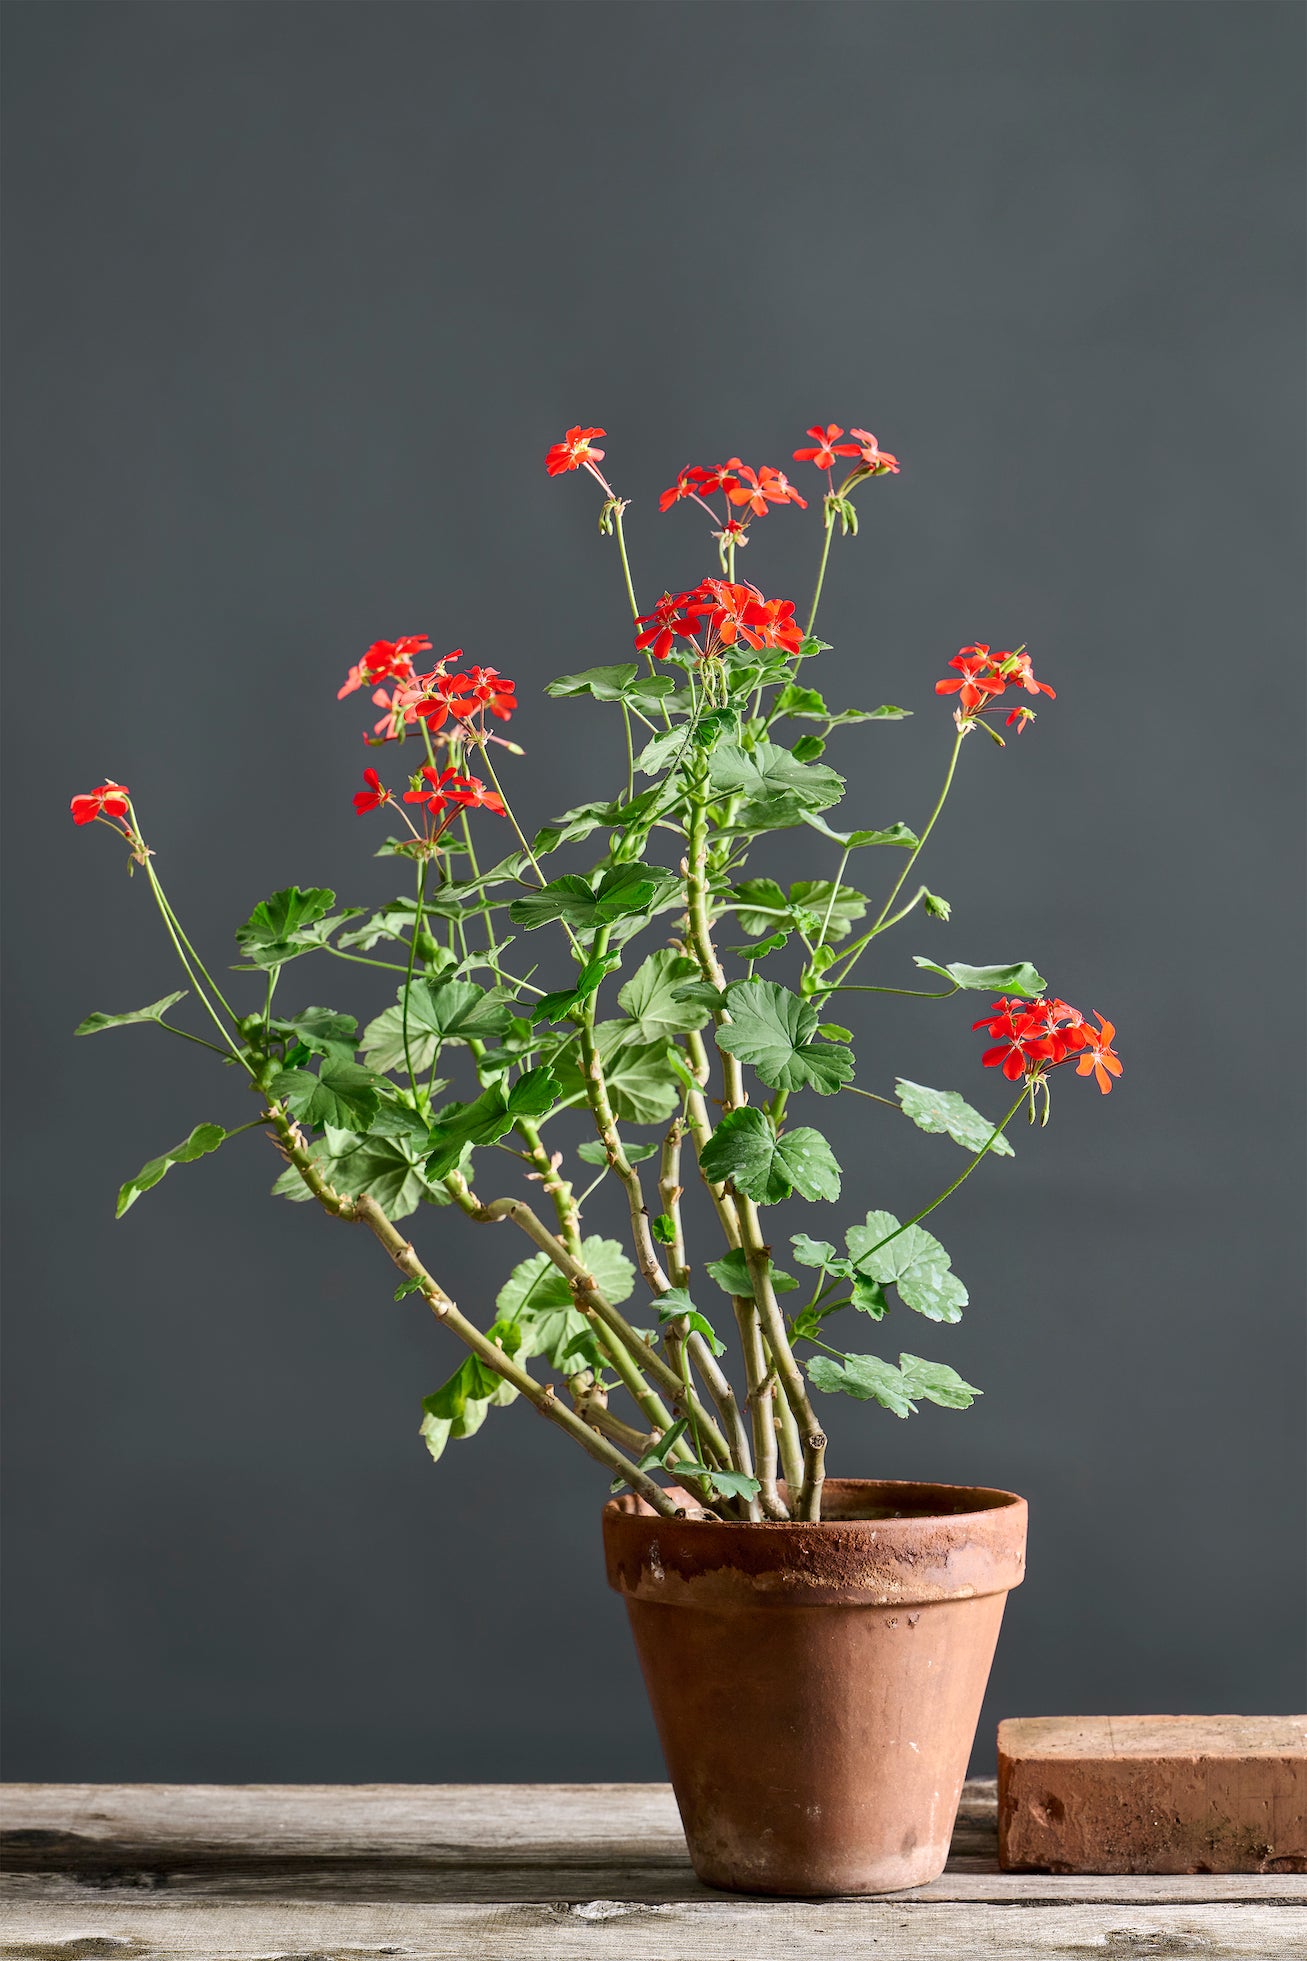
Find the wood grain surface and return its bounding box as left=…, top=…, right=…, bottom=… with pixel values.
left=3, top=1782, right=1304, bottom=1960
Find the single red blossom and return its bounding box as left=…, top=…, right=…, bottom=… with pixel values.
left=634, top=589, right=711, bottom=661
left=1075, top=1014, right=1123, bottom=1094
left=659, top=466, right=710, bottom=512
left=935, top=647, right=1007, bottom=714
left=975, top=1001, right=1056, bottom=1080
left=793, top=424, right=862, bottom=469
left=353, top=768, right=392, bottom=815
left=545, top=426, right=606, bottom=476
left=455, top=665, right=517, bottom=721
left=402, top=765, right=506, bottom=818
left=727, top=464, right=808, bottom=516
left=694, top=579, right=804, bottom=655
left=848, top=429, right=900, bottom=474
left=70, top=781, right=131, bottom=826
left=337, top=635, right=432, bottom=698
left=694, top=459, right=743, bottom=496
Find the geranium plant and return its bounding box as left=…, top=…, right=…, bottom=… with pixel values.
left=73, top=420, right=1120, bottom=1526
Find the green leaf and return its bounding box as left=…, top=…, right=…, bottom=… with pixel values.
left=699, top=1107, right=841, bottom=1204
left=270, top=1059, right=382, bottom=1133
left=846, top=1211, right=969, bottom=1323
left=617, top=950, right=708, bottom=1038
left=800, top=813, right=919, bottom=849
left=235, top=886, right=339, bottom=967
left=789, top=1233, right=844, bottom=1272
left=361, top=979, right=515, bottom=1074
left=509, top=864, right=680, bottom=932
left=697, top=1468, right=762, bottom=1501
left=730, top=878, right=788, bottom=938
left=655, top=1288, right=725, bottom=1356
left=634, top=726, right=690, bottom=778
left=806, top=1352, right=917, bottom=1418
left=532, top=951, right=623, bottom=1025
left=773, top=683, right=828, bottom=719
left=545, top=664, right=676, bottom=705
left=276, top=1007, right=358, bottom=1063
left=531, top=800, right=622, bottom=855
left=671, top=981, right=728, bottom=1014
left=806, top=1348, right=978, bottom=1417
left=714, top=981, right=855, bottom=1095
left=495, top=1235, right=635, bottom=1380
left=704, top=1248, right=798, bottom=1299
left=896, top=1079, right=1015, bottom=1157
left=116, top=1123, right=228, bottom=1217
left=791, top=734, right=826, bottom=763
left=423, top=1066, right=561, bottom=1176
left=316, top=1130, right=437, bottom=1220
left=553, top=1023, right=681, bottom=1126
left=76, top=991, right=188, bottom=1037
left=420, top=1338, right=522, bottom=1463
left=851, top=1274, right=890, bottom=1318
left=394, top=1275, right=427, bottom=1299
left=576, top=1137, right=658, bottom=1166
left=912, top=957, right=1047, bottom=998
left=708, top=739, right=845, bottom=822
left=789, top=881, right=867, bottom=943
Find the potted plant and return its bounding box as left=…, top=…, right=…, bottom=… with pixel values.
left=71, top=419, right=1120, bottom=1896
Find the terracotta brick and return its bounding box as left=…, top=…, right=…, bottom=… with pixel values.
left=998, top=1714, right=1307, bottom=1874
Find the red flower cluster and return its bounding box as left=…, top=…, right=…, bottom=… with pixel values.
left=70, top=781, right=131, bottom=826
left=337, top=636, right=433, bottom=700
left=339, top=639, right=518, bottom=747
left=634, top=579, right=803, bottom=662
left=975, top=997, right=1121, bottom=1094
left=403, top=766, right=506, bottom=819
left=792, top=424, right=900, bottom=476
left=936, top=644, right=1055, bottom=732
left=658, top=458, right=805, bottom=550
left=545, top=427, right=606, bottom=476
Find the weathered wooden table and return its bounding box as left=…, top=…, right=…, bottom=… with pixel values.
left=3, top=1782, right=1304, bottom=1959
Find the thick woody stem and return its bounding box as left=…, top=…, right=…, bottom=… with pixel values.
left=769, top=1343, right=806, bottom=1498
left=732, top=1296, right=784, bottom=1519
left=351, top=1192, right=682, bottom=1517
left=569, top=1376, right=652, bottom=1456
left=578, top=933, right=669, bottom=1295
left=515, top=1114, right=583, bottom=1258
left=738, top=1196, right=826, bottom=1521
left=687, top=1330, right=760, bottom=1520
left=686, top=801, right=745, bottom=1113
left=658, top=1117, right=691, bottom=1288
left=446, top=1182, right=732, bottom=1470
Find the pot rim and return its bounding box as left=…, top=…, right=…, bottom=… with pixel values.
left=604, top=1475, right=1025, bottom=1531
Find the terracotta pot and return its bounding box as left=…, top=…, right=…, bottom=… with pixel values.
left=604, top=1476, right=1026, bottom=1896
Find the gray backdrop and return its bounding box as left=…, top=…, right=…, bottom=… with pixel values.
left=4, top=1, right=1303, bottom=1781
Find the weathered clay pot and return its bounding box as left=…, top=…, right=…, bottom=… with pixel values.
left=604, top=1477, right=1026, bottom=1895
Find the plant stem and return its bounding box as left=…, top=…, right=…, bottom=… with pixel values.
left=578, top=928, right=670, bottom=1294
left=400, top=861, right=429, bottom=1104
left=828, top=730, right=965, bottom=986
left=736, top=1198, right=826, bottom=1520
left=611, top=501, right=641, bottom=625
left=658, top=1117, right=690, bottom=1288
left=805, top=510, right=836, bottom=639
left=855, top=1089, right=1028, bottom=1265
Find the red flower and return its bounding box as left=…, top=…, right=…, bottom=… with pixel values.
left=545, top=426, right=606, bottom=476
left=694, top=460, right=743, bottom=496
left=634, top=589, right=711, bottom=661
left=455, top=665, right=517, bottom=722
left=848, top=429, right=900, bottom=474
left=695, top=580, right=804, bottom=656
left=353, top=768, right=392, bottom=815
left=1075, top=1015, right=1123, bottom=1094
left=712, top=517, right=750, bottom=551
left=659, top=466, right=710, bottom=512
left=935, top=646, right=1007, bottom=714
left=338, top=636, right=432, bottom=699
left=727, top=465, right=808, bottom=516
left=403, top=765, right=506, bottom=818
left=793, top=424, right=862, bottom=470
left=975, top=1000, right=1054, bottom=1081
left=71, top=781, right=131, bottom=826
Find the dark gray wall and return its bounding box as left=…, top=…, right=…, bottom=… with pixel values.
left=4, top=1, right=1303, bottom=1781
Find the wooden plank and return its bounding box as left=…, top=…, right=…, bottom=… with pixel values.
left=4, top=1860, right=1305, bottom=1907
left=1, top=1897, right=1303, bottom=1960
